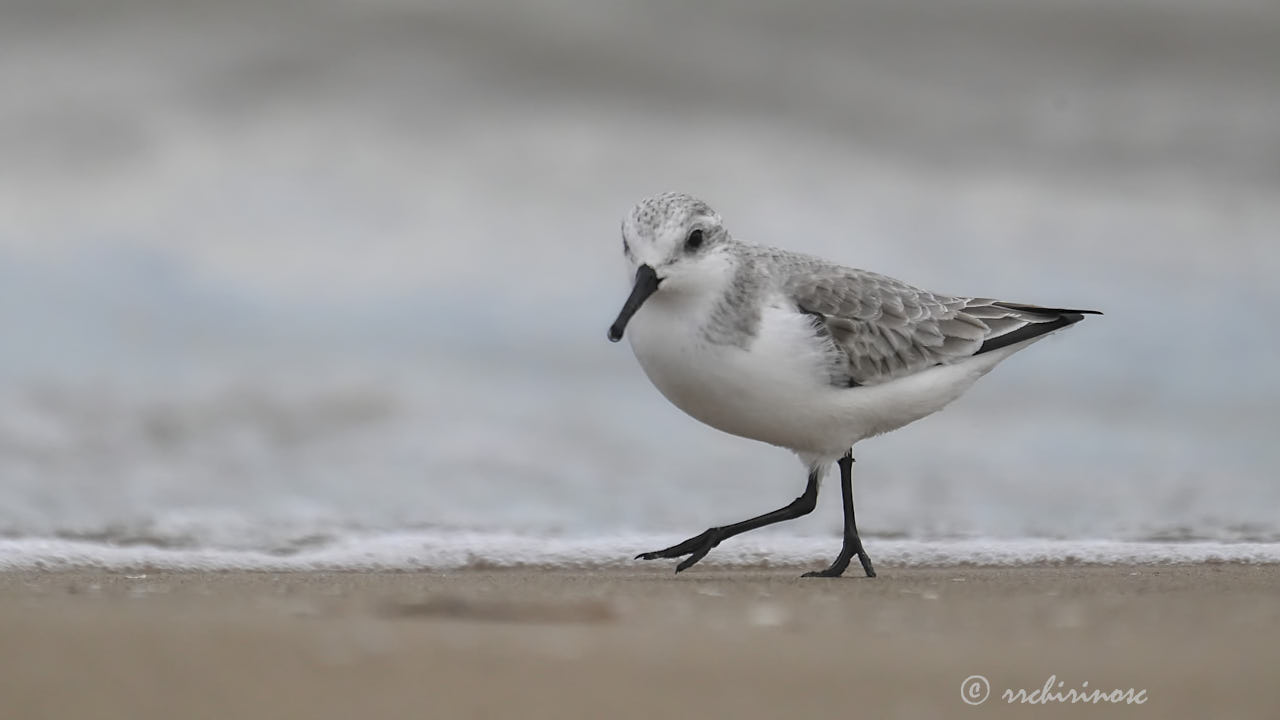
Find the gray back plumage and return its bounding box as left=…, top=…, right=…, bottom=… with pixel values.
left=743, top=246, right=1094, bottom=386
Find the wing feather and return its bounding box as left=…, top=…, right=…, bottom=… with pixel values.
left=770, top=249, right=1097, bottom=386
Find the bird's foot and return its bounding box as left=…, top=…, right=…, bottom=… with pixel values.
left=801, top=547, right=876, bottom=579
left=636, top=528, right=723, bottom=573
left=857, top=551, right=877, bottom=578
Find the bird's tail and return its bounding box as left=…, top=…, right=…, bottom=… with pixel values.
left=967, top=301, right=1102, bottom=355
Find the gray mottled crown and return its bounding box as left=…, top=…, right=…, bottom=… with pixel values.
left=625, top=192, right=719, bottom=240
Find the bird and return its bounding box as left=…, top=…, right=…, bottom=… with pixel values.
left=606, top=192, right=1100, bottom=578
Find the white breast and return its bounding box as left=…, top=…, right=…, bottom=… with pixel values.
left=626, top=290, right=848, bottom=452
left=625, top=289, right=1021, bottom=459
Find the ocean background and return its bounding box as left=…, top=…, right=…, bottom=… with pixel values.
left=2, top=0, right=1278, bottom=569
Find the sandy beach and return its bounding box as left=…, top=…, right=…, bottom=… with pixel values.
left=2, top=565, right=1276, bottom=719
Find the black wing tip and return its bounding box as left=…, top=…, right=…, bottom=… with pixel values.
left=975, top=309, right=1094, bottom=355
left=993, top=301, right=1102, bottom=317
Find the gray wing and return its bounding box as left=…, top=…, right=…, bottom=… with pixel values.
left=776, top=253, right=1096, bottom=386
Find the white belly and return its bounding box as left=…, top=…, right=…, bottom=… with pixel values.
left=626, top=293, right=1018, bottom=459
left=628, top=298, right=834, bottom=449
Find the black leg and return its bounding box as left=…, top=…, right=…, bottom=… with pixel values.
left=636, top=467, right=821, bottom=573
left=802, top=450, right=876, bottom=578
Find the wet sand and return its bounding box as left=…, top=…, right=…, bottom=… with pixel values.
left=1, top=565, right=1277, bottom=719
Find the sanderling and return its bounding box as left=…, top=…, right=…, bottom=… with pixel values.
left=608, top=192, right=1100, bottom=578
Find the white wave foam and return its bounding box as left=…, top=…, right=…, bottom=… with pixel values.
left=2, top=533, right=1278, bottom=572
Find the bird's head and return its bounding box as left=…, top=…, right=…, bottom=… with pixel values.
left=608, top=192, right=734, bottom=342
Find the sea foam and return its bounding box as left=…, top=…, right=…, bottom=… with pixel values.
left=2, top=534, right=1277, bottom=572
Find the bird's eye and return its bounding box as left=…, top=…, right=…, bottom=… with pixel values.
left=684, top=229, right=704, bottom=253
left=623, top=238, right=631, bottom=255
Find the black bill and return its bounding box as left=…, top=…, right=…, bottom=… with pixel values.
left=607, top=264, right=661, bottom=342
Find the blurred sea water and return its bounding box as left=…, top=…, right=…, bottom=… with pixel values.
left=2, top=0, right=1278, bottom=567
